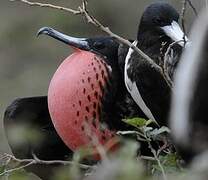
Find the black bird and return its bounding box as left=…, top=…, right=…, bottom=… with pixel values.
left=4, top=29, right=148, bottom=179
left=3, top=37, right=125, bottom=179
left=124, top=2, right=188, bottom=125
left=170, top=9, right=208, bottom=164
left=4, top=96, right=72, bottom=180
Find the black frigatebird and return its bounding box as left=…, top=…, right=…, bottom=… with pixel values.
left=4, top=29, right=146, bottom=178
left=124, top=2, right=189, bottom=125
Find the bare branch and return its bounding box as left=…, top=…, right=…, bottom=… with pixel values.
left=79, top=0, right=162, bottom=73
left=187, top=0, right=198, bottom=16
left=181, top=0, right=187, bottom=42
left=79, top=0, right=173, bottom=88
left=10, top=0, right=81, bottom=14
left=145, top=134, right=167, bottom=180
left=163, top=40, right=184, bottom=87
left=0, top=153, right=93, bottom=177
left=0, top=153, right=10, bottom=161
left=0, top=161, right=35, bottom=177
left=10, top=0, right=173, bottom=88
left=140, top=155, right=156, bottom=161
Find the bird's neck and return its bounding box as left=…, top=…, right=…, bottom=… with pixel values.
left=137, top=30, right=171, bottom=64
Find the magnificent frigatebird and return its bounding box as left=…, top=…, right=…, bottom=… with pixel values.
left=4, top=30, right=145, bottom=179
left=170, top=9, right=208, bottom=164
left=36, top=28, right=148, bottom=157
left=124, top=2, right=188, bottom=125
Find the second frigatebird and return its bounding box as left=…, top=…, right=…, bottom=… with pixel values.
left=124, top=2, right=189, bottom=125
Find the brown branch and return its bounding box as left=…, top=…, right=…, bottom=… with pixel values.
left=10, top=0, right=81, bottom=14
left=181, top=0, right=197, bottom=29
left=187, top=0, right=198, bottom=16
left=163, top=40, right=184, bottom=87
left=10, top=0, right=173, bottom=88
left=79, top=0, right=173, bottom=88
left=79, top=1, right=162, bottom=72
left=181, top=0, right=187, bottom=46
left=0, top=153, right=93, bottom=177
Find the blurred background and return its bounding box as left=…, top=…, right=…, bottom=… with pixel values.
left=0, top=0, right=204, bottom=153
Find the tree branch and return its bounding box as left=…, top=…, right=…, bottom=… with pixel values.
left=78, top=0, right=163, bottom=73
left=10, top=0, right=173, bottom=88
left=181, top=0, right=187, bottom=45
left=187, top=0, right=198, bottom=16
left=144, top=134, right=167, bottom=180
left=0, top=153, right=93, bottom=177
left=10, top=0, right=81, bottom=14
left=163, top=40, right=184, bottom=87
left=80, top=0, right=173, bottom=88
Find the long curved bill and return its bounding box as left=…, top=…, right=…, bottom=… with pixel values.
left=161, top=21, right=190, bottom=47
left=37, top=27, right=91, bottom=51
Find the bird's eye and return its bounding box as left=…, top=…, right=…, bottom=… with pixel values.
left=154, top=18, right=163, bottom=25
left=93, top=42, right=105, bottom=50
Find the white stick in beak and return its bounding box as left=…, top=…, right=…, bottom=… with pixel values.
left=161, top=21, right=189, bottom=47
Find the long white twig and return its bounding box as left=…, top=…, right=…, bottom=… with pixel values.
left=0, top=153, right=92, bottom=176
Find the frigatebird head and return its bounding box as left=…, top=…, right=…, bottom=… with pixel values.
left=37, top=27, right=119, bottom=61
left=138, top=2, right=189, bottom=47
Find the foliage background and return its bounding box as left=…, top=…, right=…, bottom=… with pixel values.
left=0, top=0, right=204, bottom=155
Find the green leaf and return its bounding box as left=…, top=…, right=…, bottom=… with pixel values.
left=122, top=117, right=152, bottom=128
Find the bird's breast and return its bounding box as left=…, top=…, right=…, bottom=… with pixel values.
left=48, top=51, right=117, bottom=153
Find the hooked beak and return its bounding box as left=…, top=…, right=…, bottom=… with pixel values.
left=37, top=27, right=91, bottom=51
left=161, top=21, right=190, bottom=47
